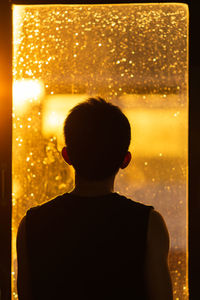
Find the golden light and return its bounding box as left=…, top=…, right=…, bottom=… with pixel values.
left=48, top=111, right=60, bottom=126
left=42, top=94, right=87, bottom=150
left=122, top=94, right=187, bottom=158
left=126, top=108, right=187, bottom=157
left=12, top=3, right=188, bottom=300
left=12, top=79, right=44, bottom=114
left=12, top=179, right=22, bottom=201
left=42, top=93, right=187, bottom=157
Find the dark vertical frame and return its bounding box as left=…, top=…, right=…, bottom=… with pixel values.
left=188, top=2, right=200, bottom=300
left=0, top=1, right=12, bottom=300
left=1, top=0, right=198, bottom=299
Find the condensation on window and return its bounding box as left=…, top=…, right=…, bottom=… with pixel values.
left=12, top=4, right=188, bottom=299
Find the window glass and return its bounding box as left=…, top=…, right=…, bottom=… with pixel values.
left=12, top=4, right=188, bottom=299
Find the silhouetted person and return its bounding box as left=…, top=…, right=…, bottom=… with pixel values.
left=17, top=97, right=173, bottom=299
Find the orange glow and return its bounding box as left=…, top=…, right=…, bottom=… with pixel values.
left=42, top=94, right=187, bottom=157
left=12, top=3, right=188, bottom=300
left=12, top=80, right=44, bottom=114
left=42, top=94, right=86, bottom=150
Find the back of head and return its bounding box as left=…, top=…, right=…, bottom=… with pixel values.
left=64, top=97, right=131, bottom=181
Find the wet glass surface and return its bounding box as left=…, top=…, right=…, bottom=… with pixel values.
left=12, top=4, right=188, bottom=299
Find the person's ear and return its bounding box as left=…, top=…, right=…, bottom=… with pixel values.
left=120, top=151, right=132, bottom=169
left=61, top=147, right=72, bottom=165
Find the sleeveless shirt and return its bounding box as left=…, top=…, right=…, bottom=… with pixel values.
left=26, top=192, right=154, bottom=300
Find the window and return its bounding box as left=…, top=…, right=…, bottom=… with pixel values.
left=12, top=4, right=188, bottom=299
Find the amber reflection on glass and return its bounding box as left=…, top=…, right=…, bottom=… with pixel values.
left=12, top=4, right=188, bottom=300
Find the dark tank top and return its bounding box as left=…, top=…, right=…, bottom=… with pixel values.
left=26, top=192, right=154, bottom=300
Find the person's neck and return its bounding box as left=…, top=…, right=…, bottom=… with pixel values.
left=70, top=173, right=115, bottom=197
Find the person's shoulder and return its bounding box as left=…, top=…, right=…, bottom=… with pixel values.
left=147, top=209, right=170, bottom=257
left=115, top=192, right=154, bottom=210
left=26, top=193, right=67, bottom=215
left=148, top=209, right=166, bottom=225
left=24, top=194, right=69, bottom=229
left=148, top=210, right=169, bottom=240
left=145, top=210, right=173, bottom=299
left=17, top=214, right=26, bottom=240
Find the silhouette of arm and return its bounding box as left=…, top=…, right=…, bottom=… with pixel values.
left=144, top=209, right=173, bottom=300
left=17, top=215, right=33, bottom=300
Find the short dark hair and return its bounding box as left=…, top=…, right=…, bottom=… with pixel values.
left=63, top=97, right=131, bottom=181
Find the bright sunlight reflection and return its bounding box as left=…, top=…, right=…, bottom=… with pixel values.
left=13, top=79, right=44, bottom=114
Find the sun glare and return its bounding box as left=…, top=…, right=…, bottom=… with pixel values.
left=12, top=79, right=44, bottom=113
